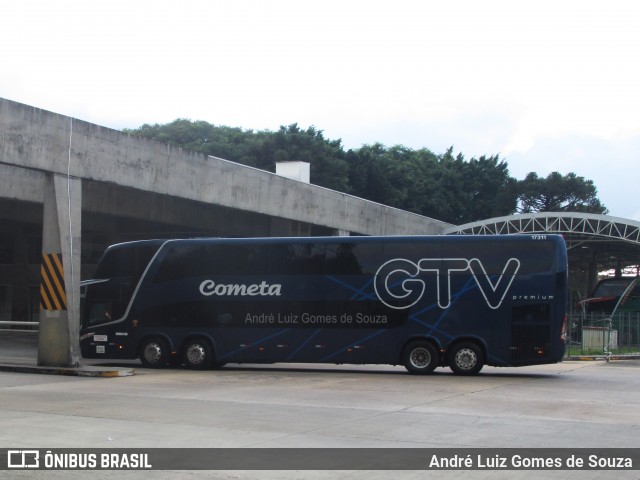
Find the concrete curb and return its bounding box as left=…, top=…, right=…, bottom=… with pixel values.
left=566, top=355, right=640, bottom=361
left=0, top=363, right=135, bottom=377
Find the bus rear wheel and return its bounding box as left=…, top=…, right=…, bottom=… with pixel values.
left=402, top=341, right=438, bottom=374
left=182, top=338, right=214, bottom=370
left=448, top=342, right=484, bottom=375
left=139, top=337, right=170, bottom=368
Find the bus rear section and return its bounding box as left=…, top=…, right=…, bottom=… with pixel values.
left=80, top=235, right=568, bottom=375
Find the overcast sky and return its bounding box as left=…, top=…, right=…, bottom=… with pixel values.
left=3, top=0, right=639, bottom=221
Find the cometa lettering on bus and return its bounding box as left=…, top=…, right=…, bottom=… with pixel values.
left=199, top=280, right=282, bottom=297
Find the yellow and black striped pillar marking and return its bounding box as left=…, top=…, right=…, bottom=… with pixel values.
left=40, top=253, right=67, bottom=311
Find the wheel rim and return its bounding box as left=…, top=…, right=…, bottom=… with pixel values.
left=186, top=344, right=206, bottom=365
left=409, top=347, right=431, bottom=369
left=454, top=348, right=477, bottom=370
left=143, top=342, right=162, bottom=364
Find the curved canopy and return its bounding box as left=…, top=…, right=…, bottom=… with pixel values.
left=444, top=212, right=640, bottom=276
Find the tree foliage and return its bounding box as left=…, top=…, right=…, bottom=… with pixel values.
left=125, top=119, right=264, bottom=167
left=517, top=172, right=608, bottom=214
left=258, top=124, right=349, bottom=192
left=125, top=119, right=607, bottom=224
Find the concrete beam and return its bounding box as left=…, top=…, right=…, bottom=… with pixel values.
left=1, top=97, right=451, bottom=236
left=0, top=162, right=45, bottom=203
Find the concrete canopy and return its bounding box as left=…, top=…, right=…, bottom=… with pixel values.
left=1, top=97, right=451, bottom=366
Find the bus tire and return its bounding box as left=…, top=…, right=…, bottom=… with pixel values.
left=182, top=337, right=214, bottom=370
left=402, top=340, right=438, bottom=374
left=448, top=342, right=484, bottom=375
left=139, top=337, right=170, bottom=368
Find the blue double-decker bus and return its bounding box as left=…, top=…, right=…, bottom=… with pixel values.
left=80, top=234, right=568, bottom=375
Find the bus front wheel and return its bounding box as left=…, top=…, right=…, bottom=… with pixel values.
left=402, top=341, right=438, bottom=374
left=182, top=338, right=214, bottom=370
left=448, top=342, right=484, bottom=375
left=139, top=337, right=170, bottom=368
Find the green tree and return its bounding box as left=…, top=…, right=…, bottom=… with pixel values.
left=384, top=147, right=516, bottom=224
left=125, top=119, right=264, bottom=167
left=452, top=151, right=518, bottom=223
left=127, top=121, right=350, bottom=191
left=516, top=172, right=608, bottom=214
left=346, top=143, right=406, bottom=207
left=125, top=118, right=608, bottom=223
left=347, top=144, right=443, bottom=216
left=258, top=124, right=350, bottom=191
left=347, top=145, right=516, bottom=224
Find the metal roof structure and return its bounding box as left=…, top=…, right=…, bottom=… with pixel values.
left=444, top=212, right=640, bottom=277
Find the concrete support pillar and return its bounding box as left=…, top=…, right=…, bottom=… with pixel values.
left=587, top=257, right=599, bottom=295
left=38, top=173, right=82, bottom=367
left=333, top=229, right=351, bottom=236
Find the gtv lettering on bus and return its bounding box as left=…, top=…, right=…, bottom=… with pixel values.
left=374, top=257, right=521, bottom=310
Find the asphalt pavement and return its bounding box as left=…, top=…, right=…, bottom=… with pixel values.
left=0, top=331, right=134, bottom=377
left=1, top=330, right=640, bottom=480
